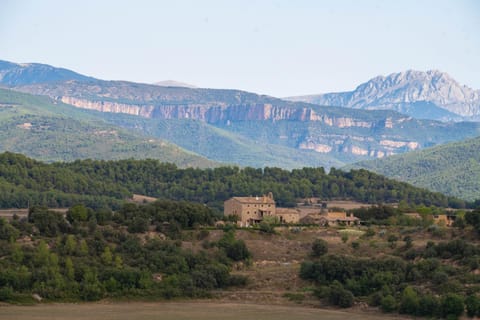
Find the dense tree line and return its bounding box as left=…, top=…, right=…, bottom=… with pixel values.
left=0, top=152, right=469, bottom=211
left=57, top=156, right=464, bottom=209
left=0, top=200, right=249, bottom=303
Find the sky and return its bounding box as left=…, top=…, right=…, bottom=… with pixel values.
left=0, top=0, right=479, bottom=97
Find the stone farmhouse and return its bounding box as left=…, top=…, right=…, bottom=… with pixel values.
left=224, top=193, right=300, bottom=227
left=300, top=211, right=360, bottom=226
left=403, top=212, right=456, bottom=227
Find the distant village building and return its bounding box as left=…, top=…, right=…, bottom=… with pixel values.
left=433, top=214, right=456, bottom=227
left=275, top=208, right=302, bottom=224
left=403, top=212, right=456, bottom=227
left=224, top=193, right=299, bottom=227
left=300, top=211, right=360, bottom=226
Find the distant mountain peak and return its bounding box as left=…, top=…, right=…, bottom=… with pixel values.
left=288, top=69, right=480, bottom=121
left=153, top=80, right=197, bottom=88
left=0, top=59, right=95, bottom=86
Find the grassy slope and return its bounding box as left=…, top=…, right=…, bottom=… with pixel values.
left=0, top=88, right=216, bottom=167
left=348, top=136, right=480, bottom=201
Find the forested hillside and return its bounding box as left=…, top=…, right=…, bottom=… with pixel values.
left=0, top=152, right=467, bottom=210
left=0, top=88, right=214, bottom=167
left=350, top=136, right=480, bottom=201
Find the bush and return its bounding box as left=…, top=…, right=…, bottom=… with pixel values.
left=227, top=275, right=248, bottom=287
left=218, top=231, right=251, bottom=261
left=465, top=295, right=480, bottom=317
left=259, top=221, right=275, bottom=234
left=399, top=286, right=419, bottom=315
left=311, top=239, right=328, bottom=257
left=441, top=293, right=464, bottom=319
left=0, top=286, right=13, bottom=301
left=381, top=294, right=397, bottom=312
left=329, top=281, right=354, bottom=308
left=417, top=294, right=440, bottom=317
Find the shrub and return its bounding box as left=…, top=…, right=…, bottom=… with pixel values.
left=329, top=281, right=354, bottom=308
left=311, top=239, right=328, bottom=257
left=399, top=286, right=419, bottom=315
left=465, top=295, right=480, bottom=317
left=441, top=293, right=464, bottom=319
left=0, top=286, right=13, bottom=301
left=381, top=294, right=397, bottom=312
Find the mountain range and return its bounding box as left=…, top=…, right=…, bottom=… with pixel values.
left=2, top=60, right=480, bottom=169
left=287, top=70, right=480, bottom=122
left=1, top=59, right=480, bottom=201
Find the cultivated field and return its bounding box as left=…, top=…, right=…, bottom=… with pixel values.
left=0, top=302, right=410, bottom=320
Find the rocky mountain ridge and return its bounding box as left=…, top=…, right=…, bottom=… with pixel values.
left=0, top=60, right=95, bottom=85
left=287, top=70, right=480, bottom=121
left=13, top=79, right=436, bottom=160
left=3, top=59, right=480, bottom=169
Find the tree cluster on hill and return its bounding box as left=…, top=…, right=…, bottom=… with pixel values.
left=0, top=200, right=249, bottom=303
left=58, top=157, right=464, bottom=209
left=0, top=152, right=469, bottom=212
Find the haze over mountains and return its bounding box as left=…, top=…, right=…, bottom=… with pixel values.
left=1, top=59, right=480, bottom=198
left=288, top=70, right=480, bottom=122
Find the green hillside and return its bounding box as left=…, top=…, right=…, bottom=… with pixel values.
left=0, top=152, right=464, bottom=209
left=0, top=88, right=215, bottom=167
left=349, top=136, right=480, bottom=201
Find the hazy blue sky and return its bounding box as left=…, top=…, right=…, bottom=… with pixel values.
left=1, top=0, right=479, bottom=96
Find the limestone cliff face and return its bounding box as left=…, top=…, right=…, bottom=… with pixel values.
left=61, top=97, right=156, bottom=117
left=59, top=96, right=377, bottom=128
left=58, top=96, right=421, bottom=158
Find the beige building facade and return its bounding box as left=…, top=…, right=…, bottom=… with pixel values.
left=224, top=193, right=299, bottom=227
left=300, top=211, right=359, bottom=226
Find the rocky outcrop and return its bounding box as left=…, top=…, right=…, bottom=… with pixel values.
left=288, top=70, right=480, bottom=119
left=61, top=97, right=156, bottom=117
left=59, top=96, right=379, bottom=129
left=60, top=96, right=424, bottom=158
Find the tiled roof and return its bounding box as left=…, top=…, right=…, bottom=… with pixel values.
left=230, top=196, right=275, bottom=204
left=276, top=208, right=300, bottom=215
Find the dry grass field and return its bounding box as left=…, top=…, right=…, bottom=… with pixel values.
left=0, top=302, right=410, bottom=320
